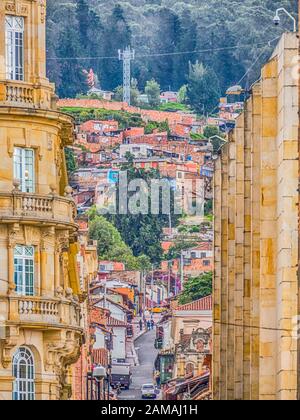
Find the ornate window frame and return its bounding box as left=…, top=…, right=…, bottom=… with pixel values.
left=14, top=245, right=35, bottom=296
left=5, top=15, right=25, bottom=81
left=12, top=347, right=35, bottom=401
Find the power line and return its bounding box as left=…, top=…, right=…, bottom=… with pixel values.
left=207, top=36, right=280, bottom=116
left=47, top=37, right=281, bottom=62
left=214, top=320, right=299, bottom=334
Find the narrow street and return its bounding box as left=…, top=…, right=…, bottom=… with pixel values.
left=119, top=329, right=159, bottom=401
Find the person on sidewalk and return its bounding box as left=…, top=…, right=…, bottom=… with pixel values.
left=147, top=320, right=151, bottom=331
left=151, top=319, right=155, bottom=330
left=155, top=371, right=161, bottom=388
left=139, top=319, right=143, bottom=332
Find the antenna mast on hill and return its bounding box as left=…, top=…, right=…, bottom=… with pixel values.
left=118, top=46, right=135, bottom=106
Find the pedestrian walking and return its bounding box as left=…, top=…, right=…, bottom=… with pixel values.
left=139, top=319, right=143, bottom=332
left=155, top=371, right=161, bottom=388
left=147, top=320, right=151, bottom=331
left=151, top=319, right=155, bottom=330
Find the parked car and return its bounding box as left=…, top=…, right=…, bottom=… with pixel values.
left=141, top=384, right=157, bottom=400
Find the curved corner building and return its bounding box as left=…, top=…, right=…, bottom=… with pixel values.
left=0, top=0, right=83, bottom=400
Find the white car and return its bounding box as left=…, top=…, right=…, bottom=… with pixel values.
left=141, top=384, right=157, bottom=400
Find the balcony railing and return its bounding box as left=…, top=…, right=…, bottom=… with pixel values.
left=5, top=296, right=82, bottom=330
left=19, top=299, right=59, bottom=317
left=0, top=80, right=55, bottom=109
left=0, top=80, right=34, bottom=106
left=0, top=192, right=77, bottom=226
left=5, top=82, right=34, bottom=105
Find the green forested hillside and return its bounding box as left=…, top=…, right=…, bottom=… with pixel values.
left=47, top=0, right=298, bottom=99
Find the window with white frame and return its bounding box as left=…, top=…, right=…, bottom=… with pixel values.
left=5, top=15, right=25, bottom=81
left=13, top=147, right=35, bottom=193
left=14, top=245, right=35, bottom=296
left=12, top=347, right=35, bottom=401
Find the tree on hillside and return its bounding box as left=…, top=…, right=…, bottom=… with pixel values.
left=203, top=125, right=220, bottom=139
left=89, top=214, right=140, bottom=270
left=186, top=61, right=220, bottom=114
left=166, top=240, right=198, bottom=261
left=207, top=20, right=244, bottom=93
left=106, top=161, right=180, bottom=265
left=173, top=10, right=198, bottom=89
left=76, top=0, right=105, bottom=90
left=178, top=85, right=188, bottom=104
left=76, top=0, right=90, bottom=47
left=57, top=23, right=86, bottom=98
left=102, top=4, right=132, bottom=90
left=47, top=0, right=298, bottom=99
left=179, top=272, right=213, bottom=305
left=114, top=79, right=140, bottom=106
left=148, top=7, right=182, bottom=90
left=145, top=79, right=161, bottom=108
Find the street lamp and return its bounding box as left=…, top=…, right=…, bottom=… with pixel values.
left=93, top=365, right=107, bottom=400
left=273, top=8, right=297, bottom=33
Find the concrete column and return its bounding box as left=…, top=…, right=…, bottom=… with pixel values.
left=243, top=98, right=252, bottom=400
left=227, top=131, right=236, bottom=400
left=259, top=57, right=278, bottom=400
left=234, top=112, right=245, bottom=400
left=250, top=84, right=262, bottom=400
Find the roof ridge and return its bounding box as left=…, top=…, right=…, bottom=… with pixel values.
left=177, top=295, right=212, bottom=311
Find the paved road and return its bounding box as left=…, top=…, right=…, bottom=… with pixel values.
left=119, top=329, right=159, bottom=401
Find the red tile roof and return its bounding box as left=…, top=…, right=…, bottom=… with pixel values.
left=93, top=348, right=109, bottom=366
left=93, top=296, right=133, bottom=313
left=190, top=243, right=213, bottom=251
left=177, top=295, right=212, bottom=311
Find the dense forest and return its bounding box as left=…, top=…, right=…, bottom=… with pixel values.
left=47, top=0, right=298, bottom=101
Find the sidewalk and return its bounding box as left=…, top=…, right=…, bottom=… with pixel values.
left=127, top=314, right=161, bottom=367
left=126, top=317, right=147, bottom=367
left=133, top=317, right=148, bottom=341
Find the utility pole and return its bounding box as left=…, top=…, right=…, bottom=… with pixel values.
left=118, top=46, right=135, bottom=105
left=142, top=271, right=146, bottom=314
left=180, top=251, right=184, bottom=293
left=151, top=265, right=154, bottom=319
left=104, top=276, right=107, bottom=310
left=168, top=261, right=171, bottom=299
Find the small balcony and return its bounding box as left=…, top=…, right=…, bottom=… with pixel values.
left=6, top=295, right=82, bottom=331
left=0, top=192, right=77, bottom=228
left=0, top=80, right=55, bottom=109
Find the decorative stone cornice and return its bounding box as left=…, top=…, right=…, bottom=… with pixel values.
left=0, top=325, right=19, bottom=369
left=5, top=1, right=29, bottom=16
left=44, top=330, right=82, bottom=399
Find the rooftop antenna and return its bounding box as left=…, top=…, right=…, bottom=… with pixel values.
left=118, top=47, right=135, bottom=106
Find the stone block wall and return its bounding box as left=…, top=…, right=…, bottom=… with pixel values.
left=213, top=33, right=299, bottom=400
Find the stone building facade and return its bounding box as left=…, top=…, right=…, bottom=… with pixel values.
left=213, top=33, right=299, bottom=400
left=0, top=0, right=84, bottom=400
